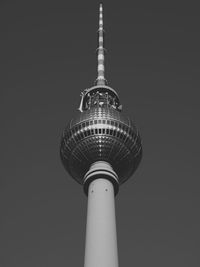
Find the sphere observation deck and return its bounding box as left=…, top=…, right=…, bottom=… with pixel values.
left=60, top=85, right=142, bottom=186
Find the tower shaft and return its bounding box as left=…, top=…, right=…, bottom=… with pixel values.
left=84, top=178, right=118, bottom=267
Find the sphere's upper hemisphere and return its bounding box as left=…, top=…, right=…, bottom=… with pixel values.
left=60, top=87, right=142, bottom=185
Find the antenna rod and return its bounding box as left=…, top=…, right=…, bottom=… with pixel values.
left=96, top=3, right=106, bottom=85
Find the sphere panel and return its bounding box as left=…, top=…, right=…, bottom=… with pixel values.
left=60, top=107, right=142, bottom=184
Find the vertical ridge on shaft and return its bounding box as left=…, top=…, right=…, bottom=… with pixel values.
left=84, top=179, right=118, bottom=267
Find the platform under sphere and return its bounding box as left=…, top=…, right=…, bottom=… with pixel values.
left=60, top=106, right=142, bottom=185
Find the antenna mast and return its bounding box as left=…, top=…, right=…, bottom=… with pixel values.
left=96, top=3, right=106, bottom=85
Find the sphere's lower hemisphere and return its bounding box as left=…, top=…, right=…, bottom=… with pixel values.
left=60, top=107, right=142, bottom=184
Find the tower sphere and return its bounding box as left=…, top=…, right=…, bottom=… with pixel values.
left=60, top=85, right=142, bottom=189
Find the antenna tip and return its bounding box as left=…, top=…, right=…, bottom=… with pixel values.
left=100, top=3, right=103, bottom=11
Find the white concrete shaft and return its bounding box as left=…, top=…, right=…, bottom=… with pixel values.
left=84, top=178, right=119, bottom=267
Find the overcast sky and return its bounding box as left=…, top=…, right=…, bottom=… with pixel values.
left=1, top=1, right=200, bottom=266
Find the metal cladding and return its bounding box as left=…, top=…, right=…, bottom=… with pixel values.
left=60, top=104, right=142, bottom=185
left=60, top=4, right=142, bottom=188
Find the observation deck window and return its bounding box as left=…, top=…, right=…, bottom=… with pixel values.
left=82, top=89, right=120, bottom=111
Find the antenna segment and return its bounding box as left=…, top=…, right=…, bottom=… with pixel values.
left=96, top=3, right=106, bottom=85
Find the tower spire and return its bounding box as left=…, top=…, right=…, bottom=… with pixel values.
left=96, top=3, right=106, bottom=85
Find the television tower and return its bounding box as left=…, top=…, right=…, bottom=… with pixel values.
left=60, top=4, right=142, bottom=267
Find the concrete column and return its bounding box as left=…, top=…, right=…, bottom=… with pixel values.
left=84, top=178, right=119, bottom=267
